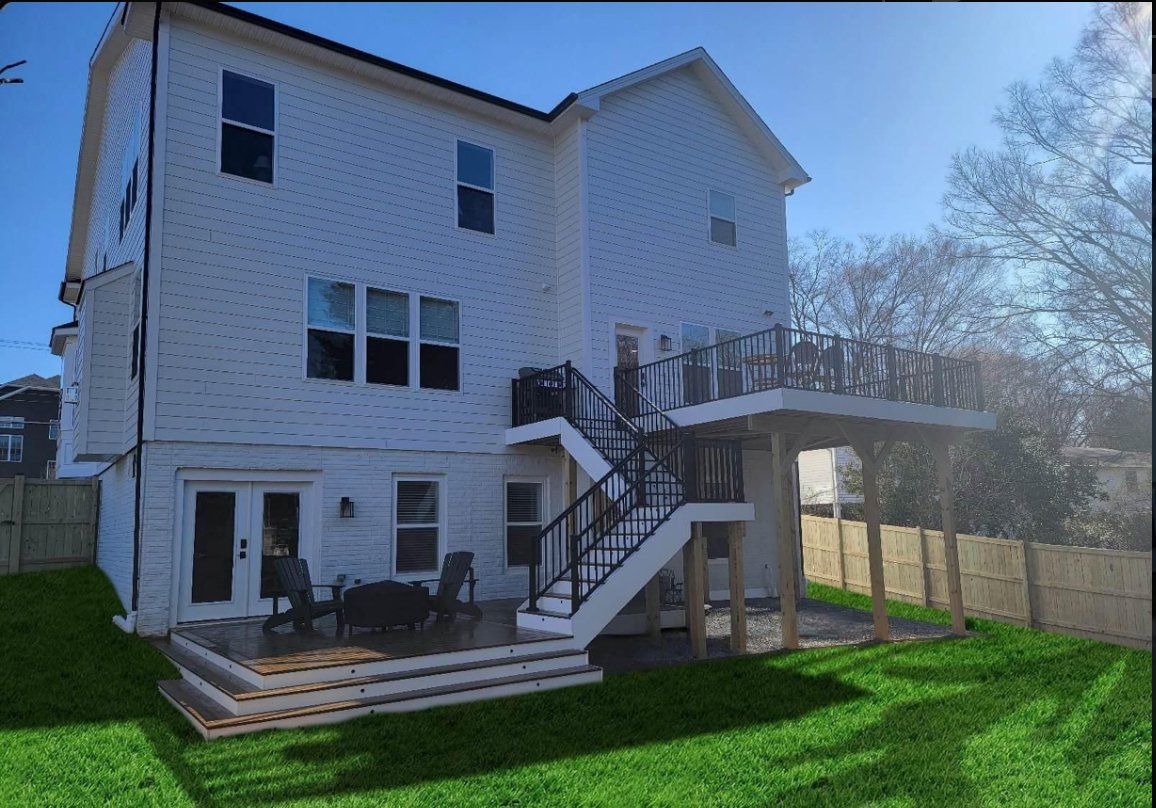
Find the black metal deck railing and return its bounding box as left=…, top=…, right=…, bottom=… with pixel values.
left=615, top=324, right=985, bottom=414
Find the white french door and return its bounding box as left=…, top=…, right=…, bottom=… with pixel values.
left=177, top=480, right=314, bottom=623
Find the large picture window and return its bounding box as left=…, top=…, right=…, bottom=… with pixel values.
left=419, top=296, right=460, bottom=391
left=306, top=278, right=355, bottom=381
left=220, top=70, right=275, bottom=183
left=394, top=478, right=443, bottom=575
left=506, top=480, right=544, bottom=567
left=456, top=140, right=494, bottom=234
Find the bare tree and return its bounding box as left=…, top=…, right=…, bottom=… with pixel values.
left=945, top=2, right=1152, bottom=401
left=788, top=231, right=1003, bottom=354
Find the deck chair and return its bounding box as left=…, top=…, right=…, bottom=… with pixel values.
left=409, top=551, right=482, bottom=621
left=262, top=557, right=344, bottom=633
left=786, top=340, right=821, bottom=389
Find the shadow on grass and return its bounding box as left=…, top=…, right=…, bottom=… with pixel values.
left=155, top=655, right=866, bottom=806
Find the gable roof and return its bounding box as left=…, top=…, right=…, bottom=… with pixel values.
left=2, top=374, right=61, bottom=390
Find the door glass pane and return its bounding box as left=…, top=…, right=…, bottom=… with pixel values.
left=191, top=492, right=235, bottom=604
left=260, top=493, right=300, bottom=599
left=616, top=334, right=640, bottom=369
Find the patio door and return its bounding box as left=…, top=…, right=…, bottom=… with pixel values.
left=614, top=323, right=649, bottom=416
left=177, top=480, right=312, bottom=623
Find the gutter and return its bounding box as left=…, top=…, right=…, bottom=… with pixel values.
left=129, top=2, right=162, bottom=615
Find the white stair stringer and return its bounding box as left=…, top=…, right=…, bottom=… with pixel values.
left=506, top=417, right=634, bottom=500
left=517, top=501, right=754, bottom=646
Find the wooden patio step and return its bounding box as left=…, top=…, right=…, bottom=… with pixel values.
left=159, top=663, right=602, bottom=739
left=157, top=640, right=587, bottom=703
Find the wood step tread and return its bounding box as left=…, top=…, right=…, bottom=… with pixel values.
left=523, top=607, right=573, bottom=619
left=156, top=640, right=587, bottom=701
left=159, top=664, right=601, bottom=729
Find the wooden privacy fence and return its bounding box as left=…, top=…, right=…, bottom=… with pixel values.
left=802, top=514, right=1152, bottom=650
left=0, top=476, right=100, bottom=576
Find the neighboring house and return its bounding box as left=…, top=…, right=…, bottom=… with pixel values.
left=797, top=447, right=862, bottom=512
left=55, top=3, right=993, bottom=733
left=1062, top=447, right=1152, bottom=512
left=0, top=374, right=61, bottom=479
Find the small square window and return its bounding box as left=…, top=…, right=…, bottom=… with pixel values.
left=222, top=71, right=275, bottom=131
left=221, top=124, right=274, bottom=183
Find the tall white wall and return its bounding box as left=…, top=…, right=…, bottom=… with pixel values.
left=583, top=66, right=790, bottom=392
left=554, top=121, right=585, bottom=367
left=96, top=452, right=137, bottom=611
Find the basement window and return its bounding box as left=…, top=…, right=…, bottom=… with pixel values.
left=506, top=480, right=544, bottom=567
left=456, top=140, right=494, bottom=234
left=306, top=277, right=355, bottom=381
left=220, top=70, right=275, bottom=183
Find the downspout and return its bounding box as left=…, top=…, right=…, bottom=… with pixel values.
left=127, top=2, right=162, bottom=622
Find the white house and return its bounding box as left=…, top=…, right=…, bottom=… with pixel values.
left=1062, top=447, right=1152, bottom=512
left=797, top=447, right=863, bottom=512
left=53, top=3, right=995, bottom=736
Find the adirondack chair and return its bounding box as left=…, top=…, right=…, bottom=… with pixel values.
left=262, top=557, right=344, bottom=633
left=409, top=551, right=482, bottom=621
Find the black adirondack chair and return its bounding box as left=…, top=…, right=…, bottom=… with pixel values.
left=409, top=551, right=482, bottom=621
left=262, top=557, right=344, bottom=633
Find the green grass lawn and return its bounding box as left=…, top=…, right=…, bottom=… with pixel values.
left=0, top=568, right=1149, bottom=807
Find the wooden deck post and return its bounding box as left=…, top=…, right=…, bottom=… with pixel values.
left=926, top=435, right=967, bottom=636
left=684, top=523, right=707, bottom=659
left=840, top=427, right=894, bottom=642
left=728, top=521, right=747, bottom=653
left=916, top=525, right=929, bottom=606
left=645, top=574, right=662, bottom=640
left=8, top=475, right=25, bottom=575
left=834, top=513, right=846, bottom=589
left=773, top=435, right=800, bottom=649
left=1019, top=538, right=1035, bottom=628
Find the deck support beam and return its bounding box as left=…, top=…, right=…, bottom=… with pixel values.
left=840, top=426, right=894, bottom=642
left=728, top=521, right=747, bottom=653
left=645, top=574, right=662, bottom=641
left=773, top=426, right=817, bottom=650
left=922, top=430, right=968, bottom=636
left=684, top=523, right=708, bottom=659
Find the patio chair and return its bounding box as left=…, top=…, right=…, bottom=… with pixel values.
left=262, top=557, right=344, bottom=633
left=785, top=340, right=820, bottom=389
left=409, top=551, right=482, bottom=621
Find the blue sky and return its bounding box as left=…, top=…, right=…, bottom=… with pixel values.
left=0, top=1, right=1093, bottom=382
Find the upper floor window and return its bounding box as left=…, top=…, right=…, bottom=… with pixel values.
left=306, top=278, right=355, bottom=381
left=0, top=435, right=22, bottom=463
left=0, top=416, right=25, bottom=430
left=709, top=190, right=737, bottom=247
left=456, top=140, right=494, bottom=234
left=419, top=296, right=460, bottom=391
left=48, top=420, right=59, bottom=441
left=119, top=110, right=141, bottom=241
left=366, top=288, right=410, bottom=387
left=220, top=70, right=275, bottom=184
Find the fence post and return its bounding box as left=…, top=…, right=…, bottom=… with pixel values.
left=1019, top=538, right=1034, bottom=628
left=916, top=525, right=930, bottom=606
left=932, top=355, right=945, bottom=407
left=834, top=514, right=846, bottom=589
left=8, top=475, right=25, bottom=575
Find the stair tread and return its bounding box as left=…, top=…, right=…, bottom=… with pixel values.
left=156, top=640, right=587, bottom=701
left=159, top=664, right=602, bottom=729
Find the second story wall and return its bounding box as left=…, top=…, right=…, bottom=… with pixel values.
left=152, top=17, right=560, bottom=453
left=583, top=66, right=790, bottom=391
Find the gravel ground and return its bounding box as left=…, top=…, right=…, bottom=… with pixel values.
left=587, top=597, right=952, bottom=674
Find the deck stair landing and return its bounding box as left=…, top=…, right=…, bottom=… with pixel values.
left=158, top=615, right=599, bottom=739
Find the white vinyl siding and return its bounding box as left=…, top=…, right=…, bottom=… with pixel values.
left=155, top=17, right=557, bottom=453
left=554, top=122, right=586, bottom=366
left=584, top=66, right=789, bottom=391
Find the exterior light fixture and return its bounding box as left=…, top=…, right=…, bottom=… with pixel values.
left=658, top=334, right=673, bottom=352
left=339, top=497, right=355, bottom=518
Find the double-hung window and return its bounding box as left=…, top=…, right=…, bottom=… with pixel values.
left=119, top=111, right=141, bottom=240
left=306, top=278, right=356, bottom=381
left=0, top=417, right=24, bottom=430
left=456, top=140, right=494, bottom=234
left=419, top=296, right=460, bottom=391
left=708, top=190, right=737, bottom=247
left=505, top=480, right=544, bottom=567
left=394, top=477, right=443, bottom=575
left=366, top=288, right=410, bottom=386
left=220, top=70, right=275, bottom=183
left=0, top=435, right=22, bottom=464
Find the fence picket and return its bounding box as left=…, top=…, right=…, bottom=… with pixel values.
left=0, top=476, right=99, bottom=576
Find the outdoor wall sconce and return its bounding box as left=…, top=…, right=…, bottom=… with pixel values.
left=658, top=334, right=673, bottom=352
left=339, top=497, right=355, bottom=518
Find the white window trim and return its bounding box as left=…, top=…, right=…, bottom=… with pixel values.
left=303, top=275, right=358, bottom=383
left=0, top=435, right=23, bottom=463
left=0, top=416, right=25, bottom=430
left=504, top=477, right=549, bottom=570
left=217, top=67, right=278, bottom=188
left=707, top=189, right=738, bottom=248
left=48, top=420, right=59, bottom=441
left=417, top=294, right=463, bottom=394
left=392, top=475, right=447, bottom=579
left=365, top=286, right=411, bottom=389
left=454, top=138, right=496, bottom=236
